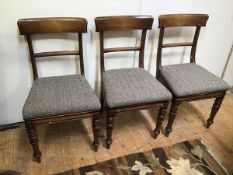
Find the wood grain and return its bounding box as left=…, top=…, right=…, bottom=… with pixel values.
left=0, top=92, right=232, bottom=174
left=159, top=14, right=208, bottom=28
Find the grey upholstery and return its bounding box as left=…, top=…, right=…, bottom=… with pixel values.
left=23, top=75, right=101, bottom=119
left=103, top=68, right=172, bottom=108
left=161, top=63, right=230, bottom=97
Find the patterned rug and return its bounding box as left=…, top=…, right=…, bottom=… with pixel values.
left=56, top=139, right=229, bottom=175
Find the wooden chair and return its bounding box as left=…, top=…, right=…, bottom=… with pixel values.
left=95, top=16, right=172, bottom=149
left=17, top=17, right=101, bottom=162
left=156, top=14, right=230, bottom=136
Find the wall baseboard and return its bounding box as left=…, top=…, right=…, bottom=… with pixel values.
left=0, top=122, right=22, bottom=131
left=229, top=87, right=233, bottom=93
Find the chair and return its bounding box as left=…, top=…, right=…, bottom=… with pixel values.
left=156, top=14, right=230, bottom=136
left=17, top=17, right=101, bottom=162
left=95, top=15, right=172, bottom=149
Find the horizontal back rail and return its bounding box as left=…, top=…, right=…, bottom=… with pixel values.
left=34, top=51, right=79, bottom=58
left=104, top=47, right=140, bottom=53
left=95, top=15, right=154, bottom=31
left=17, top=17, right=87, bottom=34
left=162, top=42, right=194, bottom=48
left=159, top=14, right=209, bottom=28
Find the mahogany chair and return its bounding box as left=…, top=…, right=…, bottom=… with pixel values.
left=156, top=14, right=230, bottom=136
left=95, top=16, right=172, bottom=149
left=17, top=17, right=101, bottom=162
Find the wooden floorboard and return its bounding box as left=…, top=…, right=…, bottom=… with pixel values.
left=0, top=93, right=232, bottom=174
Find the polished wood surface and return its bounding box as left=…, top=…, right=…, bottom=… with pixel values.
left=159, top=14, right=209, bottom=28
left=17, top=17, right=87, bottom=34
left=162, top=42, right=193, bottom=48
left=0, top=92, right=232, bottom=174
left=17, top=17, right=100, bottom=162
left=95, top=15, right=153, bottom=31
left=34, top=51, right=80, bottom=58
left=156, top=14, right=228, bottom=137
left=104, top=46, right=140, bottom=53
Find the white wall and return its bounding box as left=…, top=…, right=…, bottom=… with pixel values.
left=223, top=46, right=233, bottom=86
left=0, top=0, right=233, bottom=125
left=0, top=0, right=141, bottom=124
left=141, top=0, right=233, bottom=77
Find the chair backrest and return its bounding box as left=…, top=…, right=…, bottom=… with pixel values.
left=95, top=15, right=154, bottom=73
left=17, top=17, right=87, bottom=80
left=156, top=14, right=209, bottom=78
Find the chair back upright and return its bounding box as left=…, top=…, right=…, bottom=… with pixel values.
left=156, top=14, right=209, bottom=78
left=95, top=15, right=154, bottom=74
left=17, top=17, right=87, bottom=80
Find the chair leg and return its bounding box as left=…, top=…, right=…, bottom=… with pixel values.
left=25, top=121, right=41, bottom=163
left=92, top=113, right=100, bottom=151
left=105, top=110, right=116, bottom=149
left=165, top=101, right=180, bottom=137
left=153, top=104, right=168, bottom=139
left=100, top=83, right=105, bottom=114
left=206, top=94, right=225, bottom=128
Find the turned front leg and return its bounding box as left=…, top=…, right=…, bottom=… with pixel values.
left=165, top=101, right=180, bottom=137
left=207, top=94, right=225, bottom=128
left=92, top=113, right=100, bottom=151
left=25, top=120, right=41, bottom=163
left=153, top=104, right=168, bottom=139
left=105, top=110, right=116, bottom=149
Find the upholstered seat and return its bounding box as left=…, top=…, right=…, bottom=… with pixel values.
left=103, top=68, right=172, bottom=108
left=161, top=63, right=230, bottom=97
left=23, top=75, right=101, bottom=119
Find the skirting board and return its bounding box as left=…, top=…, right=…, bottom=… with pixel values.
left=0, top=122, right=22, bottom=131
